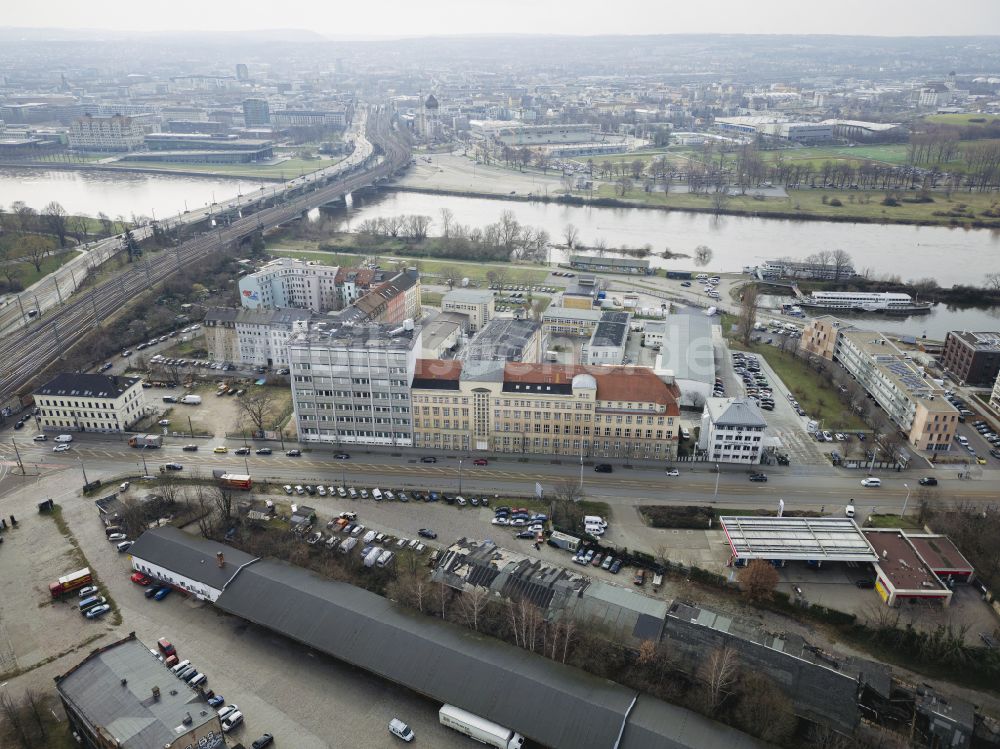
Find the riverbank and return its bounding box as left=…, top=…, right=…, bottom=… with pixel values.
left=385, top=183, right=1000, bottom=229
left=0, top=160, right=288, bottom=182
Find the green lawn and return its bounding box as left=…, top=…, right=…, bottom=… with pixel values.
left=594, top=183, right=1000, bottom=226
left=732, top=342, right=866, bottom=430
left=5, top=249, right=79, bottom=289
left=422, top=291, right=443, bottom=307
left=111, top=156, right=343, bottom=180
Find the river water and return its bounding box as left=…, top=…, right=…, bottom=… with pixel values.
left=0, top=167, right=246, bottom=223
left=2, top=168, right=999, bottom=338
left=341, top=190, right=1000, bottom=288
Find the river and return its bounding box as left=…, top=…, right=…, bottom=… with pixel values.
left=341, top=190, right=1000, bottom=288
left=0, top=167, right=246, bottom=223
left=3, top=168, right=999, bottom=338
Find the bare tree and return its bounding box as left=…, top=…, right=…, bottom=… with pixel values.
left=0, top=691, right=31, bottom=749
left=235, top=389, right=277, bottom=434
left=439, top=207, right=454, bottom=239
left=42, top=201, right=69, bottom=247
left=985, top=272, right=1000, bottom=291
left=457, top=587, right=491, bottom=631
left=710, top=190, right=730, bottom=215
left=406, top=214, right=432, bottom=241
left=19, top=235, right=51, bottom=273
left=738, top=559, right=779, bottom=603
left=830, top=248, right=853, bottom=282
left=486, top=268, right=507, bottom=290
left=549, top=479, right=586, bottom=531
left=9, top=201, right=37, bottom=233
left=438, top=265, right=461, bottom=288
left=97, top=211, right=114, bottom=237
left=694, top=245, right=713, bottom=267
left=22, top=690, right=48, bottom=740
left=737, top=283, right=759, bottom=346
left=735, top=672, right=796, bottom=744
left=563, top=223, right=580, bottom=249
left=214, top=486, right=235, bottom=524
left=698, top=646, right=740, bottom=714
left=615, top=176, right=633, bottom=196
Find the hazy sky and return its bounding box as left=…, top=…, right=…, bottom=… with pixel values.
left=4, top=0, right=1000, bottom=37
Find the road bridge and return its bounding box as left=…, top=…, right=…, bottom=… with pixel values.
left=0, top=105, right=410, bottom=406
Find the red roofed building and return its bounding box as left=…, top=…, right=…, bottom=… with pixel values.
left=410, top=360, right=680, bottom=460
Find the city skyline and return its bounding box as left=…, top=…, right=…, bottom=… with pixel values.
left=3, top=0, right=999, bottom=38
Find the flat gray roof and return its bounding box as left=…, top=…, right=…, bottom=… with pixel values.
left=215, top=557, right=765, bottom=749
left=55, top=635, right=216, bottom=749
left=721, top=516, right=880, bottom=562
left=128, top=527, right=257, bottom=592
left=657, top=312, right=715, bottom=384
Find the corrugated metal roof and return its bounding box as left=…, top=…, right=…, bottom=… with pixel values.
left=214, top=558, right=760, bottom=749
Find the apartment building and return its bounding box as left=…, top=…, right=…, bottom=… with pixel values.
left=698, top=397, right=768, bottom=464
left=835, top=329, right=958, bottom=452
left=34, top=373, right=146, bottom=433
left=242, top=98, right=270, bottom=127
left=68, top=114, right=146, bottom=151
left=203, top=307, right=312, bottom=367
left=941, top=331, right=1000, bottom=386
left=799, top=315, right=853, bottom=361
left=990, top=370, right=1000, bottom=418
left=288, top=321, right=421, bottom=446
left=441, top=289, right=495, bottom=332
left=334, top=270, right=421, bottom=326
left=238, top=258, right=343, bottom=312
left=410, top=360, right=680, bottom=460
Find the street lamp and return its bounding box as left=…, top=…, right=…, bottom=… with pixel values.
left=458, top=457, right=464, bottom=495
left=901, top=482, right=911, bottom=518
left=713, top=463, right=720, bottom=499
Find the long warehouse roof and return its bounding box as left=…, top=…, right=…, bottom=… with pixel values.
left=216, top=557, right=766, bottom=749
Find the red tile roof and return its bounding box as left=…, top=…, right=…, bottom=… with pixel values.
left=415, top=360, right=463, bottom=381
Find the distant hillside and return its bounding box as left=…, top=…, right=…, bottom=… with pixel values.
left=0, top=26, right=327, bottom=43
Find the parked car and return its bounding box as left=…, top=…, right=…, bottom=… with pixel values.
left=217, top=704, right=239, bottom=721
left=78, top=585, right=99, bottom=598
left=207, top=695, right=225, bottom=708
left=85, top=604, right=111, bottom=619
left=131, top=572, right=151, bottom=585
left=153, top=587, right=171, bottom=601
left=251, top=735, right=274, bottom=749
left=633, top=569, right=646, bottom=586
left=221, top=711, right=244, bottom=733
left=108, top=533, right=127, bottom=542
left=418, top=528, right=437, bottom=539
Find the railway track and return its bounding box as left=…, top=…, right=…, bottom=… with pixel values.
left=1, top=107, right=411, bottom=403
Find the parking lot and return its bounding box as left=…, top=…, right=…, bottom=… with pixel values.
left=0, top=472, right=471, bottom=748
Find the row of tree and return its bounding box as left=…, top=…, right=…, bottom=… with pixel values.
left=355, top=208, right=550, bottom=262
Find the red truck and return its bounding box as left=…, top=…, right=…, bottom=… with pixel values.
left=49, top=568, right=93, bottom=598
left=219, top=474, right=252, bottom=490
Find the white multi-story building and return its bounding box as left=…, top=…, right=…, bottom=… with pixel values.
left=288, top=321, right=421, bottom=446
left=441, top=289, right=495, bottom=332
left=990, top=370, right=1000, bottom=418
left=69, top=115, right=146, bottom=151
left=34, top=373, right=146, bottom=433
left=238, top=258, right=342, bottom=313
left=699, top=397, right=768, bottom=464
left=203, top=307, right=313, bottom=367
left=584, top=312, right=630, bottom=366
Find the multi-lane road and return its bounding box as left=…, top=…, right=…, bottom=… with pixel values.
left=3, top=432, right=995, bottom=517
left=0, top=105, right=409, bottom=405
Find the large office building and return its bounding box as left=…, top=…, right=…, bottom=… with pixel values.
left=800, top=318, right=958, bottom=452
left=698, top=397, right=769, bottom=464
left=288, top=321, right=421, bottom=446
left=242, top=97, right=271, bottom=127
left=34, top=373, right=146, bottom=433
left=203, top=307, right=312, bottom=367
left=56, top=633, right=226, bottom=749
left=715, top=117, right=833, bottom=144
left=68, top=114, right=146, bottom=151
left=441, top=288, right=495, bottom=332
left=940, top=331, right=1000, bottom=386
left=239, top=257, right=342, bottom=312
left=411, top=360, right=681, bottom=460
left=542, top=307, right=604, bottom=338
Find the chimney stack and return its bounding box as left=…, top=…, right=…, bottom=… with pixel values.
left=151, top=686, right=160, bottom=701
left=216, top=552, right=225, bottom=568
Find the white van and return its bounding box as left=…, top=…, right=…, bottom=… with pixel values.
left=585, top=524, right=606, bottom=536
left=171, top=659, right=191, bottom=675
left=54, top=434, right=73, bottom=443
left=362, top=529, right=377, bottom=544
left=584, top=515, right=607, bottom=528
left=371, top=488, right=383, bottom=501
left=376, top=550, right=394, bottom=568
